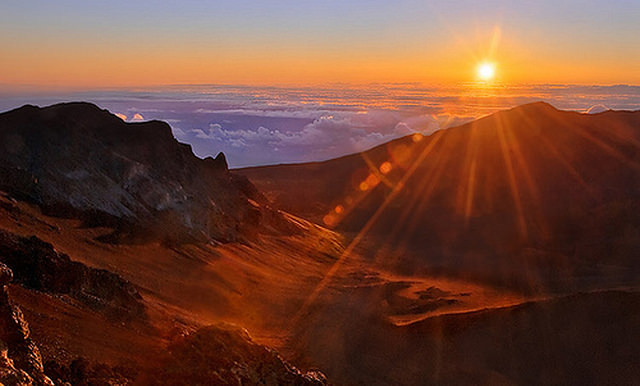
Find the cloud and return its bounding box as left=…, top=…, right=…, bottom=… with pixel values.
left=393, top=113, right=474, bottom=136
left=184, top=109, right=475, bottom=163
left=586, top=104, right=609, bottom=114
left=194, top=107, right=334, bottom=119
left=115, top=112, right=154, bottom=123
left=171, top=127, right=186, bottom=139
left=349, top=132, right=389, bottom=152
left=191, top=122, right=324, bottom=148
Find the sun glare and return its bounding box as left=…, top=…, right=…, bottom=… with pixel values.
left=477, top=62, right=496, bottom=81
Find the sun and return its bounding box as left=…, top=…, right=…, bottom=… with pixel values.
left=477, top=62, right=496, bottom=81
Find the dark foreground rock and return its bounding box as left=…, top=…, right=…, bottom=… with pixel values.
left=0, top=229, right=146, bottom=324
left=145, top=324, right=327, bottom=385
left=0, top=263, right=53, bottom=385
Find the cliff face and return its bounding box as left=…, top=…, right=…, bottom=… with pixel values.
left=0, top=102, right=297, bottom=243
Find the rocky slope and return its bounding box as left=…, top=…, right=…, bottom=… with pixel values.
left=145, top=323, right=326, bottom=385
left=0, top=229, right=146, bottom=324
left=0, top=191, right=337, bottom=385
left=0, top=102, right=297, bottom=243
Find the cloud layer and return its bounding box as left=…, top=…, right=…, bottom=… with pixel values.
left=1, top=84, right=638, bottom=167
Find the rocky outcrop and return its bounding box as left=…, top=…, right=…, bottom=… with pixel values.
left=0, top=102, right=299, bottom=243
left=147, top=323, right=326, bottom=385
left=0, top=263, right=53, bottom=385
left=0, top=229, right=146, bottom=324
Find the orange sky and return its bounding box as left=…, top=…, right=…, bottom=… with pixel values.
left=1, top=1, right=638, bottom=88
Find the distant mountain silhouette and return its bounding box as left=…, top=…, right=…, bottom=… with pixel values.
left=240, top=102, right=640, bottom=292
left=0, top=102, right=297, bottom=243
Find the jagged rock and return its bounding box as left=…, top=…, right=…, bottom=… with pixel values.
left=214, top=152, right=228, bottom=169
left=147, top=323, right=327, bottom=385
left=0, top=263, right=53, bottom=385
left=203, top=152, right=229, bottom=174
left=0, top=264, right=13, bottom=287
left=44, top=357, right=138, bottom=385
left=0, top=229, right=146, bottom=324
left=0, top=102, right=299, bottom=244
left=0, top=340, right=34, bottom=386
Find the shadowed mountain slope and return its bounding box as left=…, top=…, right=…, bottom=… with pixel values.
left=291, top=288, right=640, bottom=385
left=240, top=102, right=640, bottom=292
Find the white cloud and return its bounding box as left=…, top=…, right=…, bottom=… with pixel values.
left=185, top=109, right=474, bottom=158
left=171, top=127, right=186, bottom=138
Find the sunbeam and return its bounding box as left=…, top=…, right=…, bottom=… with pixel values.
left=290, top=132, right=445, bottom=327
left=495, top=115, right=528, bottom=240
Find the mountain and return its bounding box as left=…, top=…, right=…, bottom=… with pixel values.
left=0, top=102, right=297, bottom=244
left=0, top=101, right=638, bottom=385
left=0, top=102, right=334, bottom=384
left=240, top=102, right=640, bottom=292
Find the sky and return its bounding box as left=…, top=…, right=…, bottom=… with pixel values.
left=1, top=0, right=639, bottom=87
left=1, top=1, right=639, bottom=167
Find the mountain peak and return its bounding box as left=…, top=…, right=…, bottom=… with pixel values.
left=39, top=101, right=118, bottom=122
left=508, top=101, right=558, bottom=114
left=203, top=152, right=229, bottom=172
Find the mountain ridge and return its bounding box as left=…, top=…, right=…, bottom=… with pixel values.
left=0, top=102, right=298, bottom=244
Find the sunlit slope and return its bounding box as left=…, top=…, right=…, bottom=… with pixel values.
left=0, top=192, right=344, bottom=367
left=240, top=102, right=640, bottom=292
